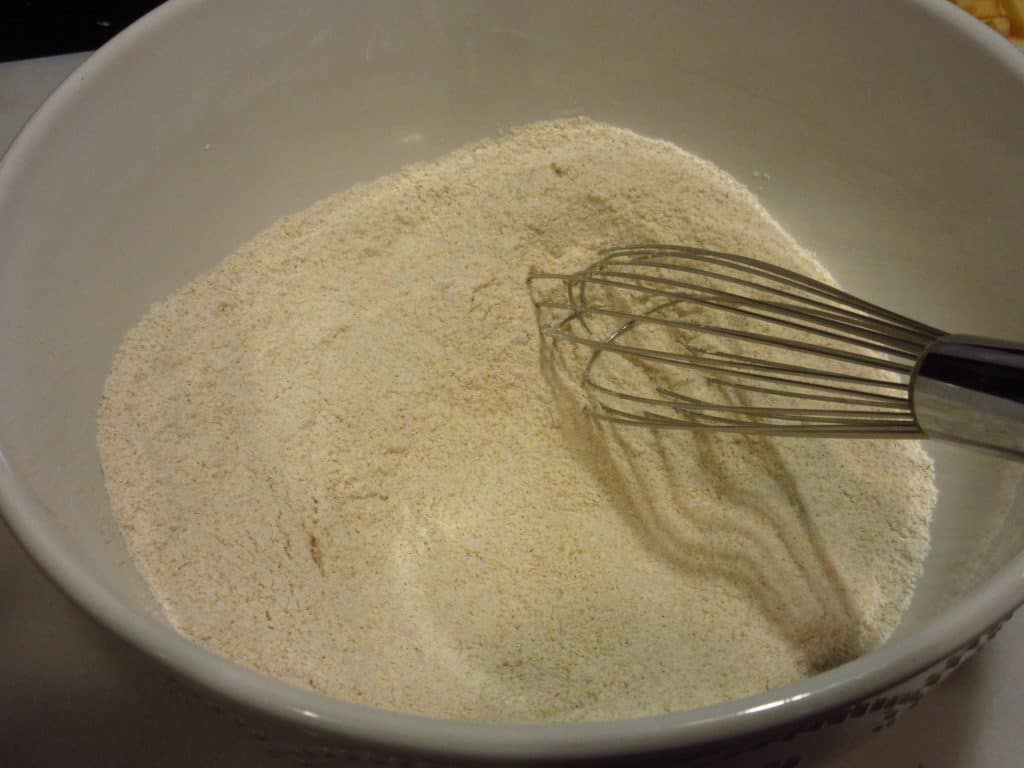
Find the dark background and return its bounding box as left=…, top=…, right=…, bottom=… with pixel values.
left=1, top=1, right=164, bottom=62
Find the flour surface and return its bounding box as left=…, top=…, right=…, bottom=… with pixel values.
left=98, top=119, right=935, bottom=722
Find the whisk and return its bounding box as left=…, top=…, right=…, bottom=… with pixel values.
left=527, top=245, right=1024, bottom=460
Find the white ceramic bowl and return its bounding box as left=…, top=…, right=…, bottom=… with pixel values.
left=2, top=1, right=1023, bottom=765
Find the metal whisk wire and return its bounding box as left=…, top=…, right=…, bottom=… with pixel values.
left=528, top=245, right=948, bottom=437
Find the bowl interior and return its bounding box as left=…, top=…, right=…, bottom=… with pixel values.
left=2, top=0, right=1023, bottom=726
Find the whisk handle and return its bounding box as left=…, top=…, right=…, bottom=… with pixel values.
left=912, top=335, right=1024, bottom=460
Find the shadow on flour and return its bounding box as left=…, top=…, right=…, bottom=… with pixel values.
left=538, top=338, right=864, bottom=673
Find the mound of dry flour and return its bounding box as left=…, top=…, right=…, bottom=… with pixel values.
left=98, top=118, right=935, bottom=722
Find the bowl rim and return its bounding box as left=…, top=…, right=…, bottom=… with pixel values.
left=2, top=0, right=1024, bottom=761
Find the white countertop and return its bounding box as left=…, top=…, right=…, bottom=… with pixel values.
left=1, top=52, right=1021, bottom=768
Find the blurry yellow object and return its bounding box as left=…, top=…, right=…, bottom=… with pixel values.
left=1002, top=0, right=1024, bottom=35
left=953, top=0, right=1024, bottom=39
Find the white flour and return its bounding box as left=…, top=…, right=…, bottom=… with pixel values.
left=97, top=118, right=935, bottom=722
